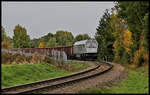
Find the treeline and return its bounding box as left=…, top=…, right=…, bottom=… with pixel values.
left=2, top=26, right=14, bottom=48
left=1, top=25, right=91, bottom=48
left=31, top=30, right=91, bottom=48
left=95, top=1, right=149, bottom=67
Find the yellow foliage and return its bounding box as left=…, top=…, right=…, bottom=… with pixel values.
left=117, top=19, right=121, bottom=24
left=1, top=41, right=12, bottom=48
left=133, top=46, right=148, bottom=66
left=38, top=42, right=44, bottom=48
left=125, top=47, right=131, bottom=53
left=113, top=40, right=118, bottom=49
left=123, top=29, right=133, bottom=46
left=123, top=29, right=133, bottom=54
left=133, top=50, right=140, bottom=65
left=113, top=40, right=121, bottom=62
left=133, top=29, right=149, bottom=66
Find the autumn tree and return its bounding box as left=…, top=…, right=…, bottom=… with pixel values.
left=38, top=42, right=44, bottom=48
left=95, top=1, right=148, bottom=66
left=13, top=24, right=30, bottom=48
left=95, top=9, right=115, bottom=61
left=115, top=1, right=149, bottom=66
left=122, top=29, right=134, bottom=64
left=2, top=26, right=7, bottom=41
left=133, top=13, right=149, bottom=66
left=109, top=8, right=127, bottom=63
left=1, top=26, right=13, bottom=48
left=116, top=2, right=149, bottom=51
left=30, top=31, right=74, bottom=48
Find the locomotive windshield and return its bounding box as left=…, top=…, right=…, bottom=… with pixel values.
left=86, top=40, right=98, bottom=48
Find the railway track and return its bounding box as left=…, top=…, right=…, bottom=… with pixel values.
left=2, top=61, right=113, bottom=94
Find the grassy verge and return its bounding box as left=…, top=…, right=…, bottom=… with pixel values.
left=79, top=65, right=149, bottom=94
left=66, top=61, right=89, bottom=72
left=2, top=61, right=89, bottom=88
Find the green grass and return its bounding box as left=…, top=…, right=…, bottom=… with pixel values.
left=80, top=66, right=149, bottom=94
left=2, top=61, right=89, bottom=88
left=67, top=61, right=89, bottom=71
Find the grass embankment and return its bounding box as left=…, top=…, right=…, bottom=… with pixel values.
left=2, top=61, right=89, bottom=88
left=57, top=61, right=89, bottom=72
left=2, top=63, right=70, bottom=88
left=80, top=65, right=149, bottom=94
left=2, top=52, right=89, bottom=88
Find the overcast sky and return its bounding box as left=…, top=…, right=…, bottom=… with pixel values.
left=2, top=2, right=115, bottom=39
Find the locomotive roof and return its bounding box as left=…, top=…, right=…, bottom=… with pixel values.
left=74, top=40, right=88, bottom=45
left=74, top=40, right=98, bottom=45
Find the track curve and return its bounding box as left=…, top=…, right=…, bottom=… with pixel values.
left=2, top=61, right=113, bottom=94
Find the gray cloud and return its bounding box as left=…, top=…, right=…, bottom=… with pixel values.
left=2, top=2, right=115, bottom=39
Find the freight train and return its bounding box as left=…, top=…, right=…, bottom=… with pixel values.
left=2, top=39, right=98, bottom=60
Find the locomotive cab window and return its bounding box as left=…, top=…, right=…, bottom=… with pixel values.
left=86, top=40, right=97, bottom=48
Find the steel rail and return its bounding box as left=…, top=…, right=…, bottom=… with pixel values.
left=20, top=61, right=113, bottom=94
left=2, top=61, right=113, bottom=94
left=2, top=62, right=100, bottom=94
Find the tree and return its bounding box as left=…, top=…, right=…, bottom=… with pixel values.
left=95, top=9, right=115, bottom=61
left=143, top=13, right=149, bottom=49
left=109, top=9, right=133, bottom=63
left=1, top=41, right=13, bottom=48
left=115, top=1, right=149, bottom=66
left=55, top=30, right=74, bottom=46
left=13, top=24, right=30, bottom=48
left=2, top=26, right=7, bottom=41
left=123, top=29, right=133, bottom=54
left=40, top=32, right=54, bottom=46
left=74, top=34, right=91, bottom=43
left=38, top=42, right=44, bottom=48
left=46, top=37, right=57, bottom=47
left=1, top=26, right=13, bottom=48
left=30, top=38, right=40, bottom=48
left=116, top=1, right=149, bottom=52
left=74, top=34, right=83, bottom=42
left=30, top=31, right=74, bottom=48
